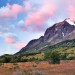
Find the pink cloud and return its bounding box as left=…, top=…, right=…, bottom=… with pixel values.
left=14, top=42, right=26, bottom=49
left=0, top=4, right=24, bottom=18
left=68, top=5, right=75, bottom=21
left=25, top=2, right=57, bottom=26
left=5, top=36, right=16, bottom=44
left=10, top=4, right=24, bottom=16
left=64, top=0, right=75, bottom=21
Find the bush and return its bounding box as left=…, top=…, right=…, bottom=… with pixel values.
left=50, top=51, right=60, bottom=64
left=0, top=54, right=13, bottom=63
left=44, top=51, right=51, bottom=60
left=45, top=51, right=60, bottom=64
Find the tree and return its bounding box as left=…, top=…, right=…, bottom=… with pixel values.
left=45, top=51, right=60, bottom=64
left=0, top=54, right=13, bottom=63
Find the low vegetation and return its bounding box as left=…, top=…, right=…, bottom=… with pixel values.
left=0, top=50, right=75, bottom=64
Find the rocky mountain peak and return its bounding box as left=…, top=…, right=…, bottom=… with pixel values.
left=65, top=18, right=75, bottom=25
left=44, top=19, right=75, bottom=41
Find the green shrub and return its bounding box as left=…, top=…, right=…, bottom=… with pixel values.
left=50, top=51, right=60, bottom=64
left=0, top=54, right=13, bottom=63
left=45, top=51, right=60, bottom=64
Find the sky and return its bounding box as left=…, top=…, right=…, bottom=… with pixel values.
left=0, top=0, right=75, bottom=55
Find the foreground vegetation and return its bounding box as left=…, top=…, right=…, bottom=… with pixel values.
left=0, top=61, right=75, bottom=75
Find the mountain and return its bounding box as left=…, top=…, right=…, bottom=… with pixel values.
left=15, top=19, right=75, bottom=55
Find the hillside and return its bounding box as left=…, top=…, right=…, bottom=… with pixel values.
left=42, top=39, right=75, bottom=53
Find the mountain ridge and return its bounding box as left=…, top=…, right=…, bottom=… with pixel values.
left=15, top=19, right=75, bottom=55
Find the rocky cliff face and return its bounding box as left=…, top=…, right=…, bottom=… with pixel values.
left=15, top=19, right=75, bottom=55
left=44, top=20, right=75, bottom=44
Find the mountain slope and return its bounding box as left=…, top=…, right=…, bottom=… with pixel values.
left=15, top=19, right=75, bottom=55
left=43, top=39, right=75, bottom=53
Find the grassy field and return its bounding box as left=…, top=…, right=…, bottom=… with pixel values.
left=0, top=60, right=75, bottom=75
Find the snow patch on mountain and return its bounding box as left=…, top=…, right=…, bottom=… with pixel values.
left=66, top=19, right=75, bottom=25
left=62, top=32, right=65, bottom=37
